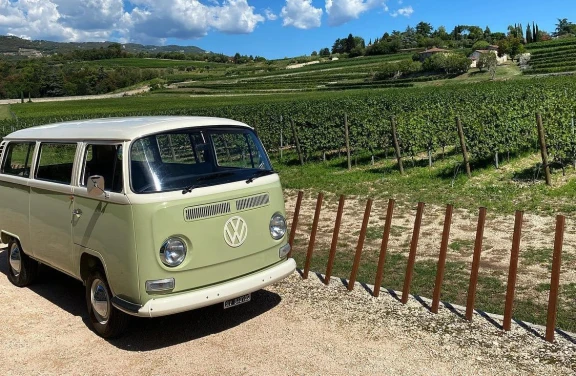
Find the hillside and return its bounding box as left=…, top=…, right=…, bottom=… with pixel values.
left=0, top=35, right=204, bottom=56
left=524, top=37, right=576, bottom=74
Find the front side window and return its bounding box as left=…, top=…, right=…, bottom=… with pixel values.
left=1, top=142, right=35, bottom=178
left=36, top=143, right=77, bottom=185
left=81, top=144, right=123, bottom=193
left=130, top=127, right=272, bottom=194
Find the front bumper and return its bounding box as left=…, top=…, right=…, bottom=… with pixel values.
left=119, top=258, right=296, bottom=318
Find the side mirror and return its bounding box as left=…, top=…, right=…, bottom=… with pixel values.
left=87, top=175, right=109, bottom=198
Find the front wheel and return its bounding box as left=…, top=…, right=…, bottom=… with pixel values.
left=86, top=271, right=130, bottom=338
left=6, top=239, right=38, bottom=287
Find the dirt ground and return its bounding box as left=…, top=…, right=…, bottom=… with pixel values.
left=283, top=190, right=576, bottom=306
left=0, top=246, right=574, bottom=376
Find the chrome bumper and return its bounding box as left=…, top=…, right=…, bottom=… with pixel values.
left=126, top=258, right=296, bottom=318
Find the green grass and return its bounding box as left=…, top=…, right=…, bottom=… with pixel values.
left=0, top=105, right=12, bottom=120
left=275, top=150, right=576, bottom=216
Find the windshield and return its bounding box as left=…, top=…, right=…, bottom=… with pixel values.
left=130, top=127, right=273, bottom=194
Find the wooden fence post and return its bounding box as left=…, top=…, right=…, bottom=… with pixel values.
left=303, top=192, right=323, bottom=279
left=348, top=199, right=373, bottom=291
left=456, top=116, right=471, bottom=178
left=287, top=191, right=303, bottom=258
left=291, top=119, right=304, bottom=166
left=374, top=199, right=395, bottom=297
left=503, top=210, right=524, bottom=331
left=466, top=207, right=487, bottom=321
left=325, top=195, right=346, bottom=284
left=546, top=215, right=565, bottom=343
left=391, top=116, right=404, bottom=175
left=536, top=113, right=552, bottom=186
left=431, top=204, right=454, bottom=313
left=344, top=114, right=352, bottom=170
left=401, top=202, right=425, bottom=304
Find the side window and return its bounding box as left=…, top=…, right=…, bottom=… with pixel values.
left=1, top=142, right=35, bottom=178
left=36, top=143, right=77, bottom=185
left=82, top=144, right=123, bottom=193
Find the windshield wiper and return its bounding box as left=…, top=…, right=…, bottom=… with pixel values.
left=182, top=172, right=235, bottom=195
left=246, top=170, right=274, bottom=184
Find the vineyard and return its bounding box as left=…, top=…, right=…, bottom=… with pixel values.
left=525, top=37, right=576, bottom=75
left=3, top=76, right=576, bottom=170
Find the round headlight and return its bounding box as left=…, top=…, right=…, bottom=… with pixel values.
left=270, top=213, right=287, bottom=240
left=160, top=237, right=187, bottom=267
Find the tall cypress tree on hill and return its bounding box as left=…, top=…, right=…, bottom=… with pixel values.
left=532, top=22, right=537, bottom=41
left=526, top=24, right=533, bottom=43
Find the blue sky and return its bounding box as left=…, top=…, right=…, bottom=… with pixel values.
left=0, top=0, right=573, bottom=59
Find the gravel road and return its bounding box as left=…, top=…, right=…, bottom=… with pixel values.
left=0, top=246, right=574, bottom=375
left=0, top=87, right=150, bottom=105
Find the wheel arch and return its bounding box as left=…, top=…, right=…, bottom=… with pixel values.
left=1, top=231, right=20, bottom=246
left=80, top=252, right=109, bottom=285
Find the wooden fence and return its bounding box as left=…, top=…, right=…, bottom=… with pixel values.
left=287, top=191, right=566, bottom=343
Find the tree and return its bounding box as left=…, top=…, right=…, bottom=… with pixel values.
left=484, top=26, right=492, bottom=41
left=311, top=51, right=318, bottom=56
left=532, top=22, right=537, bottom=42
left=433, top=26, right=450, bottom=40
left=345, top=33, right=356, bottom=53
left=416, top=21, right=433, bottom=37
left=332, top=38, right=345, bottom=54
left=555, top=18, right=572, bottom=36
left=472, top=40, right=490, bottom=50
left=478, top=52, right=497, bottom=75
left=498, top=37, right=525, bottom=60
left=486, top=53, right=498, bottom=80
left=526, top=24, right=533, bottom=44
left=319, top=48, right=330, bottom=56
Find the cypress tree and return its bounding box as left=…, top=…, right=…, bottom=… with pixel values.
left=526, top=24, right=533, bottom=44
left=536, top=24, right=540, bottom=41
left=532, top=21, right=537, bottom=41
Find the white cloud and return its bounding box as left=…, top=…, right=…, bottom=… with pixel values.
left=0, top=0, right=120, bottom=41
left=325, top=0, right=387, bottom=26
left=0, top=0, right=267, bottom=45
left=209, top=0, right=264, bottom=34
left=390, top=5, right=413, bottom=18
left=264, top=8, right=278, bottom=21
left=280, top=0, right=322, bottom=29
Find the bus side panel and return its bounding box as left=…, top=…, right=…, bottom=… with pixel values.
left=72, top=197, right=140, bottom=304
left=0, top=179, right=31, bottom=253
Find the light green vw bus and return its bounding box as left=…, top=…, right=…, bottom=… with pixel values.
left=0, top=116, right=295, bottom=338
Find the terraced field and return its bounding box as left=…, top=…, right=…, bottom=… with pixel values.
left=525, top=37, right=576, bottom=75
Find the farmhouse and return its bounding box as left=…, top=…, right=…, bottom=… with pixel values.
left=418, top=47, right=449, bottom=62
left=18, top=48, right=43, bottom=58
left=468, top=49, right=508, bottom=68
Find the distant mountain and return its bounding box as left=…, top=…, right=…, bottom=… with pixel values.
left=0, top=35, right=205, bottom=56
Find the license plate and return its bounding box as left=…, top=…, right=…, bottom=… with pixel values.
left=224, top=294, right=251, bottom=309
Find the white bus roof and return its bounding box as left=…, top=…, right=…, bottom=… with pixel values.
left=3, top=116, right=252, bottom=141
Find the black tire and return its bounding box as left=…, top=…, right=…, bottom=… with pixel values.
left=85, top=270, right=130, bottom=338
left=6, top=239, right=38, bottom=287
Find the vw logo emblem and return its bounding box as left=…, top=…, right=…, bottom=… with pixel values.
left=224, top=216, right=248, bottom=248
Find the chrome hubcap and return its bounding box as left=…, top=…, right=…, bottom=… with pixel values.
left=9, top=243, right=22, bottom=277
left=91, top=279, right=110, bottom=323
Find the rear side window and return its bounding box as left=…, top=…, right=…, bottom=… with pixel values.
left=1, top=142, right=35, bottom=178
left=36, top=143, right=77, bottom=185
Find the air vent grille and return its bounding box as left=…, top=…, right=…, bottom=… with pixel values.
left=184, top=202, right=231, bottom=221
left=236, top=193, right=270, bottom=211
